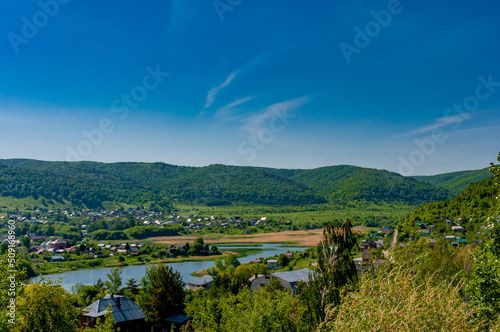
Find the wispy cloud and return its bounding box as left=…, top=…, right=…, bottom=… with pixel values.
left=454, top=124, right=500, bottom=135
left=214, top=96, right=256, bottom=120
left=395, top=113, right=471, bottom=138
left=242, top=97, right=310, bottom=135
left=204, top=71, right=238, bottom=109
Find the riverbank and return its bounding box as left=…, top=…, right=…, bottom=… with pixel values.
left=32, top=250, right=241, bottom=276
left=31, top=243, right=308, bottom=291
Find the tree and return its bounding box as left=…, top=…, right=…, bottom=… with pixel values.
left=137, top=264, right=185, bottom=329
left=123, top=278, right=140, bottom=302
left=15, top=278, right=80, bottom=332
left=278, top=253, right=290, bottom=268
left=105, top=267, right=123, bottom=295
left=299, top=219, right=358, bottom=325
left=20, top=236, right=30, bottom=249
left=82, top=304, right=118, bottom=332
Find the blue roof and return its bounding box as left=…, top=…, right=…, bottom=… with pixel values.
left=83, top=295, right=146, bottom=323
left=457, top=238, right=469, bottom=242
left=166, top=314, right=192, bottom=324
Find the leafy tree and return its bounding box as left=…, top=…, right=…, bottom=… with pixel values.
left=15, top=278, right=80, bottom=332
left=277, top=253, right=290, bottom=268
left=105, top=267, right=123, bottom=295
left=300, top=219, right=358, bottom=325
left=123, top=278, right=140, bottom=302
left=82, top=304, right=118, bottom=332
left=0, top=251, right=27, bottom=330
left=137, top=264, right=185, bottom=329
left=19, top=236, right=30, bottom=249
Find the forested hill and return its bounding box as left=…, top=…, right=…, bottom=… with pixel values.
left=413, top=168, right=492, bottom=194
left=0, top=159, right=457, bottom=209
left=401, top=177, right=499, bottom=226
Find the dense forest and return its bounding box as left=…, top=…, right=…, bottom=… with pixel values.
left=0, top=159, right=486, bottom=210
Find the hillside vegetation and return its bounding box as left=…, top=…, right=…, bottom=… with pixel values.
left=0, top=159, right=475, bottom=211
left=413, top=167, right=491, bottom=194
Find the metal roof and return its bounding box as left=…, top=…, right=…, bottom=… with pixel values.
left=188, top=275, right=213, bottom=286
left=272, top=268, right=313, bottom=283
left=82, top=295, right=146, bottom=323
left=166, top=314, right=192, bottom=324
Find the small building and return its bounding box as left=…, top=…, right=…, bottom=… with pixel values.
left=49, top=255, right=65, bottom=262
left=267, top=259, right=279, bottom=270
left=250, top=268, right=313, bottom=295
left=249, top=259, right=262, bottom=263
left=165, top=314, right=192, bottom=331
left=81, top=294, right=146, bottom=331
left=187, top=275, right=213, bottom=291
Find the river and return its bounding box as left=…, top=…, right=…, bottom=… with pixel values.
left=31, top=243, right=308, bottom=291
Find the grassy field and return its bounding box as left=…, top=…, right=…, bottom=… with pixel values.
left=149, top=226, right=375, bottom=247
left=174, top=202, right=413, bottom=225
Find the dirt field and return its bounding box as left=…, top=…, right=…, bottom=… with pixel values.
left=149, top=226, right=370, bottom=247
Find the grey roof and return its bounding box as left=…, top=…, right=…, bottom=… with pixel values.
left=188, top=275, right=213, bottom=286
left=272, top=268, right=313, bottom=283
left=82, top=295, right=146, bottom=323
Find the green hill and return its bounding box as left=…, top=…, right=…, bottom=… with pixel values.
left=413, top=168, right=492, bottom=194
left=399, top=177, right=499, bottom=236
left=0, top=159, right=458, bottom=210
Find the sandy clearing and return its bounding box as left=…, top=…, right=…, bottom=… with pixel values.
left=149, top=226, right=369, bottom=247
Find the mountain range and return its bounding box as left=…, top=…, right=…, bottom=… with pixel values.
left=0, top=159, right=491, bottom=210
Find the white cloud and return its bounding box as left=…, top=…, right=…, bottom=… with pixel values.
left=204, top=71, right=238, bottom=109
left=242, top=97, right=310, bottom=135
left=395, top=113, right=471, bottom=138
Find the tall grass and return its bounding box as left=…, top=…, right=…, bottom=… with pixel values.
left=320, top=266, right=489, bottom=331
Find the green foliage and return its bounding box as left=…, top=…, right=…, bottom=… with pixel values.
left=187, top=286, right=307, bottom=331
left=319, top=266, right=487, bottom=331
left=105, top=267, right=123, bottom=295
left=136, top=264, right=185, bottom=328
left=413, top=167, right=492, bottom=194
left=277, top=253, right=290, bottom=268
left=82, top=304, right=118, bottom=332
left=0, top=159, right=456, bottom=209
left=15, top=278, right=80, bottom=332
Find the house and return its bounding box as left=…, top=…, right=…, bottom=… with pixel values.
left=49, top=255, right=65, bottom=262
left=81, top=294, right=146, bottom=331
left=28, top=233, right=46, bottom=242
left=445, top=235, right=456, bottom=241
left=284, top=252, right=293, bottom=259
left=165, top=314, right=192, bottom=331
left=362, top=240, right=378, bottom=249
left=187, top=275, right=213, bottom=290
left=457, top=238, right=469, bottom=245
left=361, top=249, right=371, bottom=263
left=50, top=239, right=67, bottom=250
left=249, top=259, right=262, bottom=263
left=250, top=268, right=313, bottom=295
left=267, top=259, right=279, bottom=270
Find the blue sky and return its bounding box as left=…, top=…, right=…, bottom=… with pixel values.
left=0, top=0, right=499, bottom=175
